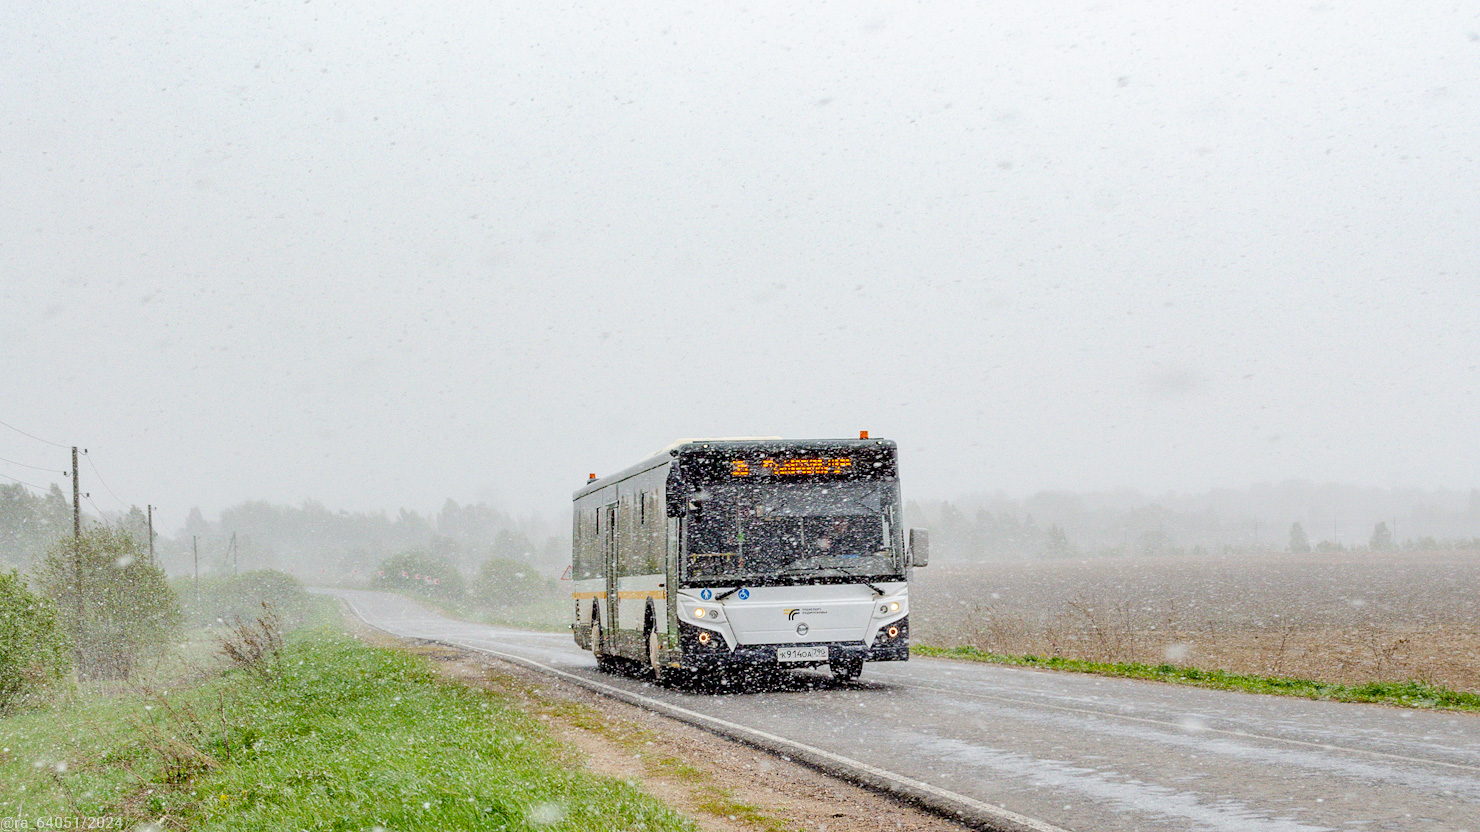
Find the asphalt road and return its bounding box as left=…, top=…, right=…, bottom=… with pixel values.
left=316, top=589, right=1480, bottom=832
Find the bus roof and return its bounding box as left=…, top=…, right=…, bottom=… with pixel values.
left=573, top=437, right=897, bottom=501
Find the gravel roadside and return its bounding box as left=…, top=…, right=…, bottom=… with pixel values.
left=340, top=611, right=968, bottom=832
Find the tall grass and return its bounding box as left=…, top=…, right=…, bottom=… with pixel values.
left=1, top=629, right=696, bottom=831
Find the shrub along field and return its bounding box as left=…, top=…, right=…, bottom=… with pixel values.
left=911, top=550, right=1480, bottom=694
left=0, top=627, right=695, bottom=832
left=372, top=551, right=571, bottom=632
left=176, top=569, right=320, bottom=629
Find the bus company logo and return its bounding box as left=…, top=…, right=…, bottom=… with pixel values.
left=785, top=608, right=826, bottom=620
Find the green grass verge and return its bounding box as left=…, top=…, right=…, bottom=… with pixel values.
left=914, top=645, right=1480, bottom=712
left=2, top=629, right=696, bottom=831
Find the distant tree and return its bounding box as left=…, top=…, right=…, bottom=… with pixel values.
left=1138, top=529, right=1180, bottom=558
left=1288, top=522, right=1310, bottom=554
left=475, top=557, right=554, bottom=607
left=0, top=570, right=71, bottom=713
left=936, top=501, right=968, bottom=559
left=181, top=506, right=212, bottom=540
left=493, top=528, right=537, bottom=561
left=34, top=526, right=180, bottom=680
left=181, top=569, right=315, bottom=628
left=373, top=551, right=466, bottom=600
left=0, top=483, right=73, bottom=569
left=1042, top=524, right=1075, bottom=558
left=1369, top=522, right=1394, bottom=552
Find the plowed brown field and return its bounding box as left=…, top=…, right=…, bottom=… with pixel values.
left=912, top=551, right=1480, bottom=691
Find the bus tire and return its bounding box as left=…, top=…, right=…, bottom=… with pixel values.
left=591, top=619, right=606, bottom=661
left=647, top=628, right=667, bottom=684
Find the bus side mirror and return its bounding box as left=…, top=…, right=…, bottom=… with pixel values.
left=908, top=528, right=929, bottom=567
left=686, top=491, right=710, bottom=516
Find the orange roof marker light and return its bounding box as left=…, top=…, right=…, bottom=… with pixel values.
left=859, top=430, right=869, bottom=439
left=588, top=473, right=596, bottom=481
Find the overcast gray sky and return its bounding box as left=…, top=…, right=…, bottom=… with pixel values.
left=3, top=1, right=1478, bottom=531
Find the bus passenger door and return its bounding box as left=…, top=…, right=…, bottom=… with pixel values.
left=602, top=503, right=618, bottom=639
left=666, top=514, right=681, bottom=638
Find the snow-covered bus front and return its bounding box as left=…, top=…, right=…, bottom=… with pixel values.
left=571, top=436, right=928, bottom=682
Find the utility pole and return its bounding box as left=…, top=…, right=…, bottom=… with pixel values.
left=72, top=446, right=82, bottom=666
left=147, top=505, right=154, bottom=561
left=230, top=532, right=238, bottom=575
left=193, top=534, right=200, bottom=608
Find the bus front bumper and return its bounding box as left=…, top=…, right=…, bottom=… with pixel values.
left=677, top=617, right=909, bottom=670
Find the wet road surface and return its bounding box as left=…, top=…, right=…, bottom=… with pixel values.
left=315, top=589, right=1480, bottom=832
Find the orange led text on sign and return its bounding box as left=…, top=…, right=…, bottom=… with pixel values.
left=731, top=458, right=853, bottom=476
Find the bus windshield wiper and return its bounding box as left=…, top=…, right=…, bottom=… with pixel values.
left=714, top=585, right=745, bottom=601
left=777, top=563, right=886, bottom=595
left=837, top=566, right=887, bottom=596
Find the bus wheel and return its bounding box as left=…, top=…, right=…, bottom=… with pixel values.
left=831, top=657, right=863, bottom=682
left=647, top=629, right=667, bottom=684
left=592, top=621, right=620, bottom=673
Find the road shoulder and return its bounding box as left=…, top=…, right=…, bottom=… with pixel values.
left=342, top=616, right=969, bottom=832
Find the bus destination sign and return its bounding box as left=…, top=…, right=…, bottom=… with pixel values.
left=730, top=458, right=853, bottom=477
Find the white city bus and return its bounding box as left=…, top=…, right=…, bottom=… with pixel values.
left=571, top=436, right=928, bottom=682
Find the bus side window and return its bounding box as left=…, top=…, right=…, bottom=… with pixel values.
left=590, top=509, right=602, bottom=579
left=645, top=492, right=662, bottom=573
left=618, top=494, right=639, bottom=577
left=579, top=509, right=596, bottom=579
left=572, top=509, right=586, bottom=579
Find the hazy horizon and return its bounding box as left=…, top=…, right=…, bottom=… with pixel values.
left=4, top=2, right=1478, bottom=534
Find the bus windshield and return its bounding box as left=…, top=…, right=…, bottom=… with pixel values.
left=683, top=481, right=901, bottom=583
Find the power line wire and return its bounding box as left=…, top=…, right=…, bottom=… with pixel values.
left=0, top=453, right=66, bottom=474
left=0, top=471, right=54, bottom=494
left=0, top=417, right=70, bottom=449
left=84, top=493, right=110, bottom=524
left=84, top=451, right=129, bottom=510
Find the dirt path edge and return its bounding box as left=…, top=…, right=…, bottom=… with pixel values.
left=334, top=596, right=1067, bottom=832
left=451, top=640, right=1066, bottom=832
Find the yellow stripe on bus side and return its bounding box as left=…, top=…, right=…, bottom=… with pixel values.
left=571, top=591, right=607, bottom=599
left=616, top=590, right=667, bottom=600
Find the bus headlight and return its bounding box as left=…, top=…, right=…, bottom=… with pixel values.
left=873, top=616, right=908, bottom=646
left=890, top=601, right=900, bottom=612
left=694, top=607, right=706, bottom=618
left=680, top=621, right=728, bottom=652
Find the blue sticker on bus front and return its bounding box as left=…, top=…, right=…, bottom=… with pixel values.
left=700, top=588, right=712, bottom=600
left=738, top=588, right=750, bottom=600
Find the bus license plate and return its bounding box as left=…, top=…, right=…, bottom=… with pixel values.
left=777, top=645, right=828, bottom=663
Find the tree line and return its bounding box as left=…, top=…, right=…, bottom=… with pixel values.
left=908, top=483, right=1480, bottom=561
left=160, top=498, right=565, bottom=582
